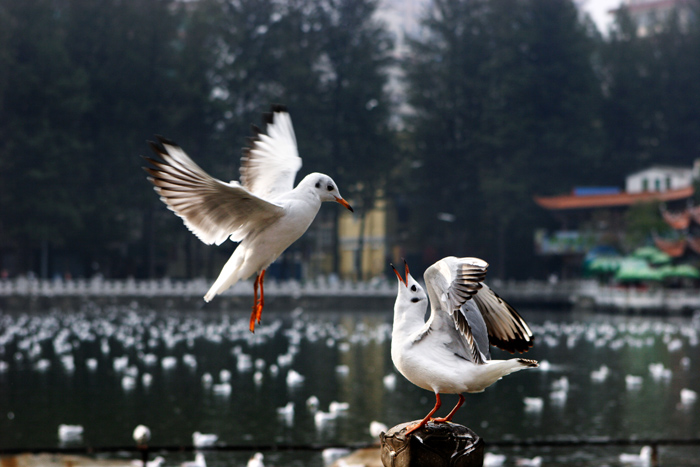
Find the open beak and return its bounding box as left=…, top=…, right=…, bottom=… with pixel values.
left=389, top=259, right=408, bottom=287
left=391, top=263, right=407, bottom=286
left=335, top=197, right=354, bottom=212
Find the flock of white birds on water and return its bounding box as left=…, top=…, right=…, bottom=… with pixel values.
left=1, top=307, right=700, bottom=466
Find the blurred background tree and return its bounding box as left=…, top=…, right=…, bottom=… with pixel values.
left=1, top=0, right=699, bottom=280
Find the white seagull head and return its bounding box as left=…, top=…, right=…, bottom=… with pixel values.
left=299, top=173, right=353, bottom=211
left=391, top=260, right=427, bottom=307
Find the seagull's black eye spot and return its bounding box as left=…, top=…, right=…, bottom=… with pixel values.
left=327, top=184, right=334, bottom=191
left=411, top=298, right=420, bottom=303
left=410, top=285, right=417, bottom=292
left=315, top=182, right=321, bottom=188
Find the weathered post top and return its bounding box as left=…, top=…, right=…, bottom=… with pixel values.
left=379, top=421, right=484, bottom=467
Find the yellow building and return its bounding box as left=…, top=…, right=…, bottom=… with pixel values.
left=338, top=196, right=392, bottom=280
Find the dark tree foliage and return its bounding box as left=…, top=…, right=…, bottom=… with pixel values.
left=602, top=1, right=700, bottom=182
left=403, top=0, right=602, bottom=278
left=313, top=0, right=395, bottom=277
left=0, top=0, right=92, bottom=273
left=0, top=0, right=396, bottom=279
left=2, top=0, right=700, bottom=280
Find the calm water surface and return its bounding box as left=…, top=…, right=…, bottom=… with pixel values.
left=1, top=305, right=699, bottom=465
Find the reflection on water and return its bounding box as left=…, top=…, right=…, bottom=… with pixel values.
left=1, top=306, right=699, bottom=465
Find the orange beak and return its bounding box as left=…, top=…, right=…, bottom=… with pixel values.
left=335, top=197, right=354, bottom=212
left=392, top=260, right=411, bottom=287
left=391, top=264, right=406, bottom=286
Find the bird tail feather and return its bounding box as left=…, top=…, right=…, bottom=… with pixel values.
left=204, top=250, right=246, bottom=302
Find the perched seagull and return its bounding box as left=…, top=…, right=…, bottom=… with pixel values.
left=391, top=257, right=537, bottom=435
left=143, top=105, right=353, bottom=332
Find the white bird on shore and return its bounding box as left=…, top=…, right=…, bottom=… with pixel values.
left=390, top=257, right=537, bottom=435
left=143, top=105, right=353, bottom=332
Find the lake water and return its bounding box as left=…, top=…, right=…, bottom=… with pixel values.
left=1, top=305, right=700, bottom=466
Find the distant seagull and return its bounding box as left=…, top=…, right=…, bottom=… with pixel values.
left=369, top=420, right=388, bottom=438
left=132, top=424, right=151, bottom=446
left=390, top=257, right=537, bottom=435
left=192, top=431, right=218, bottom=447
left=619, top=446, right=652, bottom=465
left=523, top=397, right=544, bottom=413
left=329, top=401, right=349, bottom=414
left=131, top=457, right=164, bottom=467
left=143, top=105, right=353, bottom=332
left=246, top=452, right=264, bottom=467
left=591, top=364, right=609, bottom=383
left=58, top=424, right=83, bottom=442
left=306, top=395, right=320, bottom=411
left=181, top=452, right=206, bottom=467
left=483, top=452, right=507, bottom=466
left=516, top=456, right=542, bottom=467
left=277, top=401, right=295, bottom=425
left=382, top=373, right=397, bottom=391
left=286, top=369, right=305, bottom=387
left=680, top=388, right=697, bottom=405
left=625, top=374, right=643, bottom=390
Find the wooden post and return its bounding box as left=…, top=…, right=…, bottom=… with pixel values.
left=379, top=421, right=483, bottom=467
left=138, top=446, right=148, bottom=467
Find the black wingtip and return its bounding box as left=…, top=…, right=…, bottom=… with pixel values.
left=262, top=104, right=288, bottom=126
left=270, top=103, right=287, bottom=113
left=518, top=358, right=539, bottom=368
left=155, top=134, right=178, bottom=147
left=147, top=140, right=166, bottom=156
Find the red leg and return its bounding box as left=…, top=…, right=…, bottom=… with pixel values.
left=405, top=393, right=442, bottom=435
left=249, top=274, right=261, bottom=333
left=255, top=269, right=266, bottom=324
left=433, top=394, right=465, bottom=423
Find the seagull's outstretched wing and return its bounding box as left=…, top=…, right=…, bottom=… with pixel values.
left=472, top=283, right=534, bottom=353
left=240, top=105, right=302, bottom=201
left=424, top=257, right=490, bottom=364
left=144, top=137, right=284, bottom=246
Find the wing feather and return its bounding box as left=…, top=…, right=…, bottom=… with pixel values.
left=239, top=105, right=302, bottom=200
left=144, top=137, right=284, bottom=246
left=425, top=257, right=490, bottom=364
left=472, top=283, right=535, bottom=353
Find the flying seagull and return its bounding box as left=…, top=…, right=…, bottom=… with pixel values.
left=143, top=105, right=353, bottom=332
left=391, top=257, right=537, bottom=435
